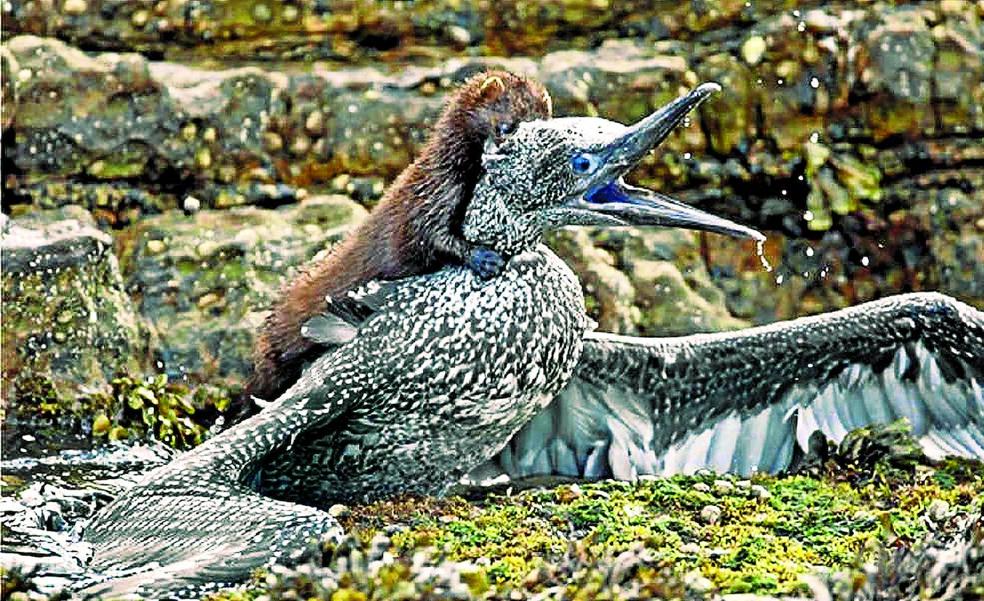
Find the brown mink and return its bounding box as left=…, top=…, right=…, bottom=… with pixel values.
left=242, top=70, right=552, bottom=408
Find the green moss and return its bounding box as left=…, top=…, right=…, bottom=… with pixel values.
left=342, top=461, right=982, bottom=596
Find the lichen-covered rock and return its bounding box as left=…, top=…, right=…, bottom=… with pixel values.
left=0, top=206, right=147, bottom=416
left=548, top=228, right=748, bottom=336
left=2, top=1, right=981, bottom=344
left=119, top=195, right=367, bottom=388
left=203, top=437, right=983, bottom=600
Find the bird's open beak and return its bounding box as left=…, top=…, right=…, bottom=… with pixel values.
left=572, top=83, right=764, bottom=242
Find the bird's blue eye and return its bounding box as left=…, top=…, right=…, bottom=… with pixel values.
left=571, top=153, right=597, bottom=175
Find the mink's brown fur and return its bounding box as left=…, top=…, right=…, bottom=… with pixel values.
left=241, top=71, right=552, bottom=408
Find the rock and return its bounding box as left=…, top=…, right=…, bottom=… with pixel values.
left=700, top=504, right=723, bottom=525
left=751, top=485, right=772, bottom=500
left=120, top=196, right=367, bottom=388
left=926, top=499, right=949, bottom=522
left=182, top=196, right=201, bottom=214
left=684, top=570, right=715, bottom=593
left=741, top=35, right=767, bottom=65
left=1, top=207, right=147, bottom=414
left=693, top=482, right=711, bottom=493
left=328, top=504, right=350, bottom=518
left=61, top=0, right=86, bottom=16
left=713, top=479, right=735, bottom=494
left=548, top=228, right=749, bottom=337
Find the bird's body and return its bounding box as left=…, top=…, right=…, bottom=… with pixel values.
left=78, top=82, right=984, bottom=599
left=257, top=248, right=589, bottom=505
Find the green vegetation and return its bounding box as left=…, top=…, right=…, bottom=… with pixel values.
left=88, top=374, right=230, bottom=449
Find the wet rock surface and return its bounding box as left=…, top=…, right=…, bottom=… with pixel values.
left=1, top=207, right=148, bottom=420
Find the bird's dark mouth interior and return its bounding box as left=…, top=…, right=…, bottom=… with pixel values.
left=585, top=181, right=632, bottom=205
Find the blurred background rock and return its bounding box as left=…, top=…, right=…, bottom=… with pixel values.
left=2, top=0, right=982, bottom=440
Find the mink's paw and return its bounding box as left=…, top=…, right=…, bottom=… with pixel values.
left=468, top=247, right=505, bottom=280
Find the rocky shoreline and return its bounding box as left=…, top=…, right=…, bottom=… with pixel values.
left=1, top=2, right=983, bottom=598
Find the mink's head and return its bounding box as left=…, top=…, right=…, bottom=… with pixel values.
left=443, top=70, right=552, bottom=147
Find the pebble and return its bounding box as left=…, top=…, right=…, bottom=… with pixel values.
left=281, top=4, right=299, bottom=22
left=195, top=147, right=212, bottom=169
left=741, top=35, right=767, bottom=65
left=713, top=479, right=735, bottom=494
left=448, top=25, right=472, bottom=46
left=63, top=0, right=87, bottom=15
left=182, top=195, right=201, bottom=213
left=736, top=479, right=751, bottom=489
left=693, top=482, right=711, bottom=493
left=684, top=570, right=714, bottom=593
left=927, top=499, right=949, bottom=521
left=751, top=484, right=771, bottom=500
left=700, top=504, right=722, bottom=524
left=131, top=9, right=149, bottom=27
left=145, top=239, right=166, bottom=255
left=262, top=131, right=283, bottom=152
left=289, top=135, right=311, bottom=156
left=305, top=110, right=325, bottom=135
left=328, top=503, right=350, bottom=518
left=679, top=542, right=701, bottom=554
left=252, top=3, right=272, bottom=23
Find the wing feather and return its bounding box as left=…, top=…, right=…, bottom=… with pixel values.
left=476, top=293, right=984, bottom=479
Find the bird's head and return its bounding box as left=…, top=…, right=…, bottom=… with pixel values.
left=463, top=83, right=764, bottom=255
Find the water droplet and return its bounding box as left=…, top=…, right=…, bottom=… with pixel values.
left=805, top=247, right=814, bottom=257
left=683, top=152, right=692, bottom=159
left=809, top=131, right=820, bottom=143
left=797, top=21, right=806, bottom=32
left=804, top=210, right=814, bottom=221
left=810, top=77, right=820, bottom=89
left=861, top=256, right=870, bottom=267
left=776, top=274, right=785, bottom=285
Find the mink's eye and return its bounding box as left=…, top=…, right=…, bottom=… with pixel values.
left=497, top=121, right=516, bottom=136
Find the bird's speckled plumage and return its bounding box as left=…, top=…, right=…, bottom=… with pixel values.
left=79, top=85, right=984, bottom=599
left=257, top=248, right=590, bottom=505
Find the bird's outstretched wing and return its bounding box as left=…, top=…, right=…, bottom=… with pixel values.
left=477, top=293, right=984, bottom=480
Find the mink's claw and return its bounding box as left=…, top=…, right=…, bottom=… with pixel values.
left=468, top=247, right=505, bottom=280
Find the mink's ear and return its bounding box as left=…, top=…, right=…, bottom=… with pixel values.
left=479, top=75, right=505, bottom=100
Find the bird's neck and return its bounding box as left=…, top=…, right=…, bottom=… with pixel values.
left=462, top=175, right=542, bottom=257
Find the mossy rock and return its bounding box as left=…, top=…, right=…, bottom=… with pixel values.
left=1, top=207, right=148, bottom=419
left=211, top=429, right=983, bottom=600
left=120, top=196, right=367, bottom=388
